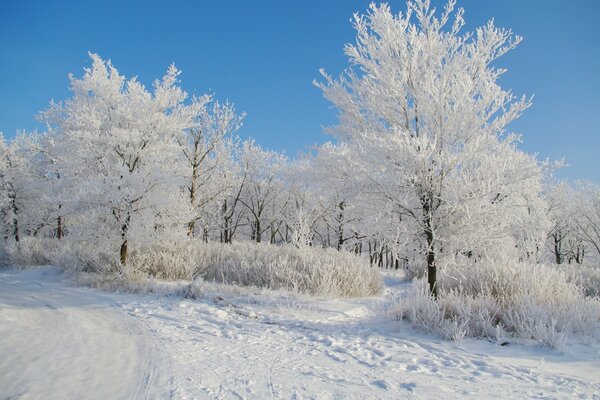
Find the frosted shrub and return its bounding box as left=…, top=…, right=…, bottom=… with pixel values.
left=127, top=242, right=201, bottom=280
left=392, top=261, right=600, bottom=348
left=128, top=241, right=383, bottom=298
left=549, top=263, right=600, bottom=298
left=49, top=241, right=118, bottom=273
left=3, top=238, right=382, bottom=297
left=1, top=237, right=118, bottom=272
left=0, top=237, right=57, bottom=267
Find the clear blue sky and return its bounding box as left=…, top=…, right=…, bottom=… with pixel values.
left=1, top=0, right=598, bottom=182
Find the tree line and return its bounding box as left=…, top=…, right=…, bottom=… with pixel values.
left=1, top=1, right=599, bottom=297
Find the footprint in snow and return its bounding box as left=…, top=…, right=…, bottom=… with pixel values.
left=400, top=382, right=417, bottom=392
left=371, top=379, right=388, bottom=390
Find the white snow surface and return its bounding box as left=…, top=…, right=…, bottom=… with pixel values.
left=1, top=267, right=599, bottom=400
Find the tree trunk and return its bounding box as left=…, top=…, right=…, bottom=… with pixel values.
left=337, top=201, right=345, bottom=251
left=10, top=194, right=19, bottom=243
left=13, top=216, right=19, bottom=243
left=119, top=213, right=130, bottom=266
left=575, top=245, right=584, bottom=264
left=554, top=232, right=562, bottom=264
left=188, top=137, right=200, bottom=238
left=57, top=217, right=63, bottom=240
left=423, top=198, right=438, bottom=299
left=57, top=204, right=63, bottom=240
left=120, top=239, right=128, bottom=266
left=221, top=199, right=229, bottom=243
left=426, top=233, right=437, bottom=299
left=255, top=219, right=261, bottom=243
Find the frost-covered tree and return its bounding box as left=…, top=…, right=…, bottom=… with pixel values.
left=304, top=142, right=369, bottom=251
left=544, top=181, right=600, bottom=265
left=0, top=132, right=52, bottom=242
left=574, top=182, right=600, bottom=262
left=545, top=183, right=584, bottom=264
left=216, top=138, right=248, bottom=244
left=238, top=140, right=288, bottom=243
left=179, top=99, right=245, bottom=237
left=42, top=54, right=201, bottom=265
left=316, top=0, right=545, bottom=297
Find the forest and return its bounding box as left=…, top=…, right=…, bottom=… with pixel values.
left=1, top=0, right=599, bottom=347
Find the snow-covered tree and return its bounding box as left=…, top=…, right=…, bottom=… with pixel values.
left=544, top=181, right=600, bottom=265
left=238, top=140, right=288, bottom=243
left=303, top=142, right=369, bottom=251
left=0, top=132, right=53, bottom=242
left=315, top=0, right=545, bottom=297
left=574, top=181, right=600, bottom=262
left=179, top=99, right=245, bottom=238
left=545, top=183, right=583, bottom=264
left=42, top=53, right=201, bottom=265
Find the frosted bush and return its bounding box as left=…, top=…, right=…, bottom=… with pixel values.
left=3, top=237, right=382, bottom=298
left=0, top=237, right=57, bottom=267
left=548, top=263, right=600, bottom=298
left=48, top=241, right=119, bottom=273
left=76, top=270, right=205, bottom=299
left=392, top=261, right=600, bottom=348
left=128, top=241, right=383, bottom=298
left=1, top=237, right=118, bottom=272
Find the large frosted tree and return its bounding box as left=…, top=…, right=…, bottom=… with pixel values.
left=42, top=54, right=201, bottom=265
left=316, top=0, right=545, bottom=297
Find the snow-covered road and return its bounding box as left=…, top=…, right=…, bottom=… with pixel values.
left=0, top=268, right=171, bottom=400
left=1, top=267, right=599, bottom=399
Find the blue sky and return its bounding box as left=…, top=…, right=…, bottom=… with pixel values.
left=1, top=0, right=598, bottom=182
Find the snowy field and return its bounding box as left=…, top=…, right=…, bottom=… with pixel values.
left=1, top=267, right=599, bottom=400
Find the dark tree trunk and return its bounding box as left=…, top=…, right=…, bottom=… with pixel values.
left=187, top=135, right=200, bottom=238
left=13, top=216, right=19, bottom=243
left=119, top=213, right=130, bottom=266
left=254, top=219, right=261, bottom=243
left=554, top=232, right=562, bottom=264
left=221, top=199, right=229, bottom=243
left=57, top=216, right=63, bottom=240
left=426, top=231, right=437, bottom=299
left=120, top=239, right=128, bottom=266
left=337, top=201, right=345, bottom=251
left=423, top=197, right=438, bottom=299
left=57, top=204, right=63, bottom=240
left=10, top=194, right=19, bottom=243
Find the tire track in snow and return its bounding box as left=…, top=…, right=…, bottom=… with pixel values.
left=0, top=268, right=172, bottom=400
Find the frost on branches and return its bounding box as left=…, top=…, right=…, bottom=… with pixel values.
left=39, top=54, right=245, bottom=266
left=0, top=1, right=599, bottom=345
left=315, top=0, right=547, bottom=297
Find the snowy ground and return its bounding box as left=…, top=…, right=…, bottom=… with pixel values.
left=1, top=267, right=599, bottom=399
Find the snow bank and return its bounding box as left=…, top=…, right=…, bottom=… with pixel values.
left=390, top=261, right=600, bottom=348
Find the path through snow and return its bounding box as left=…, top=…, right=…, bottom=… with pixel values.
left=0, top=268, right=171, bottom=400
left=1, top=268, right=599, bottom=399
left=123, top=275, right=600, bottom=399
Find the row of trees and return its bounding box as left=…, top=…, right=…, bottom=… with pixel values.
left=1, top=1, right=599, bottom=297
